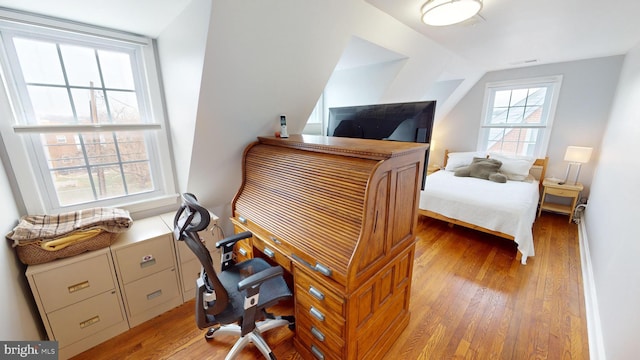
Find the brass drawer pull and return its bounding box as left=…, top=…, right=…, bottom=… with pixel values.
left=147, top=289, right=163, bottom=300
left=311, top=345, right=325, bottom=360
left=68, top=280, right=90, bottom=293
left=311, top=326, right=325, bottom=342
left=309, top=286, right=324, bottom=301
left=79, top=315, right=100, bottom=329
left=310, top=306, right=325, bottom=321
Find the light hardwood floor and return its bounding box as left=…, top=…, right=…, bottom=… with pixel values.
left=71, top=212, right=589, bottom=359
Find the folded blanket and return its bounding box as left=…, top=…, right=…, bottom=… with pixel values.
left=40, top=229, right=105, bottom=251
left=6, top=207, right=132, bottom=247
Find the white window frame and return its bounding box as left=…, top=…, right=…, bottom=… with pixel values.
left=0, top=9, right=177, bottom=214
left=477, top=75, right=563, bottom=158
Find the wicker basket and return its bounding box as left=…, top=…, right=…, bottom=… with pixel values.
left=15, top=231, right=118, bottom=265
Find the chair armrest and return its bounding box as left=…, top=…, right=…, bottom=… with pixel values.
left=237, top=266, right=283, bottom=291
left=216, top=231, right=252, bottom=248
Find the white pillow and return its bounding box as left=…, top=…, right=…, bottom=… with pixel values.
left=489, top=153, right=535, bottom=181
left=444, top=151, right=486, bottom=171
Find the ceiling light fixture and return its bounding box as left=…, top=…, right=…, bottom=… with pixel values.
left=421, top=0, right=483, bottom=26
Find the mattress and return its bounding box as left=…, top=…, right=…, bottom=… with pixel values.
left=419, top=170, right=540, bottom=264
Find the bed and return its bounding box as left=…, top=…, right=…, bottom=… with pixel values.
left=419, top=150, right=548, bottom=264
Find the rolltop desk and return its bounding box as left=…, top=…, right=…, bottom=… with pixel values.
left=231, top=135, right=428, bottom=359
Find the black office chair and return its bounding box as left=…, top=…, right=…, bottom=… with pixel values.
left=174, top=193, right=294, bottom=360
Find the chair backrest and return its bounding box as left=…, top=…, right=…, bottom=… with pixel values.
left=174, top=192, right=229, bottom=314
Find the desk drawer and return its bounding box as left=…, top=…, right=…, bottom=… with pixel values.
left=33, top=253, right=115, bottom=313
left=124, top=267, right=181, bottom=317
left=297, top=329, right=343, bottom=360
left=253, top=237, right=291, bottom=272
left=114, top=234, right=174, bottom=284
left=296, top=308, right=345, bottom=356
left=545, top=187, right=578, bottom=197
left=295, top=270, right=345, bottom=317
left=296, top=293, right=345, bottom=339
left=47, top=290, right=125, bottom=346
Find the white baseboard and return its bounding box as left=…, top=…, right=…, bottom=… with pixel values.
left=577, top=212, right=606, bottom=360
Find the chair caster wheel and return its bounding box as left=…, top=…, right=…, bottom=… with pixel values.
left=205, top=327, right=217, bottom=340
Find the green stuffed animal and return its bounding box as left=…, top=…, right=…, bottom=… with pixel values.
left=453, top=157, right=507, bottom=183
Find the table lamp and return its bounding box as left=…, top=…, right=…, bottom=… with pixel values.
left=561, top=146, right=593, bottom=185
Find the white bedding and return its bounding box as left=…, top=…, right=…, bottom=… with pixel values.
left=419, top=170, right=540, bottom=264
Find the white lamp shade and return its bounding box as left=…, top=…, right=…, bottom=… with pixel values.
left=421, top=0, right=483, bottom=26
left=564, top=146, right=593, bottom=163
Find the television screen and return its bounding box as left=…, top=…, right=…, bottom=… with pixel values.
left=327, top=101, right=435, bottom=188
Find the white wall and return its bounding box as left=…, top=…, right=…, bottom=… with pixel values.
left=584, top=45, right=640, bottom=360
left=156, top=0, right=212, bottom=194
left=324, top=59, right=407, bottom=110
left=435, top=56, right=624, bottom=197
left=0, top=151, right=42, bottom=340
left=179, top=0, right=483, bottom=232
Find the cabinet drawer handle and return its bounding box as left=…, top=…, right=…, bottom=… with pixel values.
left=68, top=280, right=90, bottom=293
left=263, top=248, right=275, bottom=258
left=140, top=255, right=156, bottom=268
left=238, top=248, right=247, bottom=256
left=79, top=315, right=100, bottom=329
left=291, top=254, right=332, bottom=278
left=314, top=263, right=332, bottom=277
left=311, top=326, right=325, bottom=342
left=147, top=289, right=163, bottom=300
left=311, top=345, right=325, bottom=360
left=309, top=286, right=324, bottom=301
left=269, top=236, right=282, bottom=245
left=310, top=306, right=325, bottom=321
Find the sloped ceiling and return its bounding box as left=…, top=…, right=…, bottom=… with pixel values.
left=367, top=0, right=640, bottom=71
left=3, top=0, right=640, bottom=73
left=0, top=0, right=192, bottom=37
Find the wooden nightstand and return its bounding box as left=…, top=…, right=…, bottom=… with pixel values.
left=538, top=179, right=584, bottom=223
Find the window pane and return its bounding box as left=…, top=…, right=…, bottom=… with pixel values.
left=527, top=88, right=546, bottom=106
left=70, top=88, right=108, bottom=123
left=494, top=90, right=511, bottom=107
left=490, top=107, right=508, bottom=124
left=117, top=131, right=149, bottom=161
left=42, top=133, right=85, bottom=169
left=60, top=44, right=101, bottom=87
left=13, top=38, right=65, bottom=85
left=42, top=130, right=153, bottom=206
left=106, top=90, right=140, bottom=123
left=98, top=50, right=135, bottom=90
left=91, top=165, right=126, bottom=199
left=83, top=132, right=119, bottom=165
left=509, top=89, right=529, bottom=106
left=53, top=168, right=94, bottom=206
left=27, top=86, right=74, bottom=124
left=123, top=162, right=153, bottom=193
left=506, top=106, right=525, bottom=123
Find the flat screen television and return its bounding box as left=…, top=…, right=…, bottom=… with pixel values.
left=327, top=101, right=435, bottom=189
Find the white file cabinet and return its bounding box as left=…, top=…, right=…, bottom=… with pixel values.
left=110, top=216, right=182, bottom=327
left=159, top=211, right=222, bottom=302
left=25, top=248, right=129, bottom=360
left=25, top=210, right=221, bottom=358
